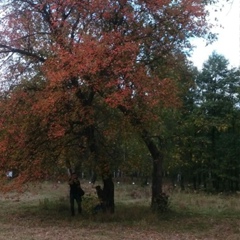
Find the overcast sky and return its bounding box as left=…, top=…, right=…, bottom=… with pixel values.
left=189, top=0, right=240, bottom=69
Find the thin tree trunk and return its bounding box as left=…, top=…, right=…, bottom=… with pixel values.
left=151, top=157, right=163, bottom=207
left=103, top=175, right=115, bottom=213
left=117, top=106, right=166, bottom=211
left=141, top=130, right=164, bottom=210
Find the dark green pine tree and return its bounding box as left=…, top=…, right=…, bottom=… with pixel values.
left=194, top=52, right=240, bottom=191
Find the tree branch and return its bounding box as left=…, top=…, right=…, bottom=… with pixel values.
left=0, top=44, right=46, bottom=63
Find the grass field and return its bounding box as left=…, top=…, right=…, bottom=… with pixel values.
left=0, top=180, right=239, bottom=240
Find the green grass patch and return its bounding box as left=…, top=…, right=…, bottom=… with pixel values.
left=0, top=181, right=239, bottom=239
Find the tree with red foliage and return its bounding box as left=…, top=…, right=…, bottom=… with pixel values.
left=0, top=0, right=214, bottom=209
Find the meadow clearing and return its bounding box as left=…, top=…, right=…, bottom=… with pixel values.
left=0, top=180, right=239, bottom=240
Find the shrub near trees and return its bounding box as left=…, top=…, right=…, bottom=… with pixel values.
left=0, top=0, right=216, bottom=211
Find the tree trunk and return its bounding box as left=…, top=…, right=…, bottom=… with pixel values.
left=117, top=106, right=166, bottom=211
left=151, top=157, right=163, bottom=208
left=103, top=175, right=115, bottom=213
left=141, top=130, right=164, bottom=210
left=180, top=175, right=185, bottom=191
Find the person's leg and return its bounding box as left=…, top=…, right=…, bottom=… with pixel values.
left=70, top=194, right=75, bottom=216
left=76, top=195, right=82, bottom=214
left=101, top=201, right=106, bottom=212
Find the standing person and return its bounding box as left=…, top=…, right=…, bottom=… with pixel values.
left=93, top=185, right=106, bottom=213
left=68, top=172, right=84, bottom=216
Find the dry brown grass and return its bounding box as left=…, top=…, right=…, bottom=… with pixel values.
left=0, top=180, right=239, bottom=240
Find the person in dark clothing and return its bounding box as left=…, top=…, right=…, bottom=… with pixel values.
left=93, top=185, right=106, bottom=213
left=69, top=172, right=83, bottom=216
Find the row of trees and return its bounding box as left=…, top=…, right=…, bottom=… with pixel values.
left=0, top=0, right=237, bottom=213
left=168, top=52, right=240, bottom=192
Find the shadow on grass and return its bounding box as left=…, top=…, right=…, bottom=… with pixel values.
left=9, top=197, right=217, bottom=233
left=1, top=196, right=239, bottom=239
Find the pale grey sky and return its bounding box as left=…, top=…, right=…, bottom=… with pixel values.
left=190, top=0, right=240, bottom=69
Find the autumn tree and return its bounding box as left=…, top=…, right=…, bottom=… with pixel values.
left=0, top=0, right=214, bottom=210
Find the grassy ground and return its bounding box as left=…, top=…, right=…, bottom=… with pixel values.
left=0, top=180, right=239, bottom=240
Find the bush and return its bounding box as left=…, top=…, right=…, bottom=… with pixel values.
left=82, top=194, right=99, bottom=215
left=153, top=192, right=170, bottom=213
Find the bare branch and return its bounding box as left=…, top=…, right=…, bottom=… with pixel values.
left=0, top=44, right=45, bottom=62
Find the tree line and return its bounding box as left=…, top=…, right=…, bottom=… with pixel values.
left=167, top=52, right=240, bottom=192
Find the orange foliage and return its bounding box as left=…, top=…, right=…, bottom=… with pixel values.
left=0, top=0, right=212, bottom=190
